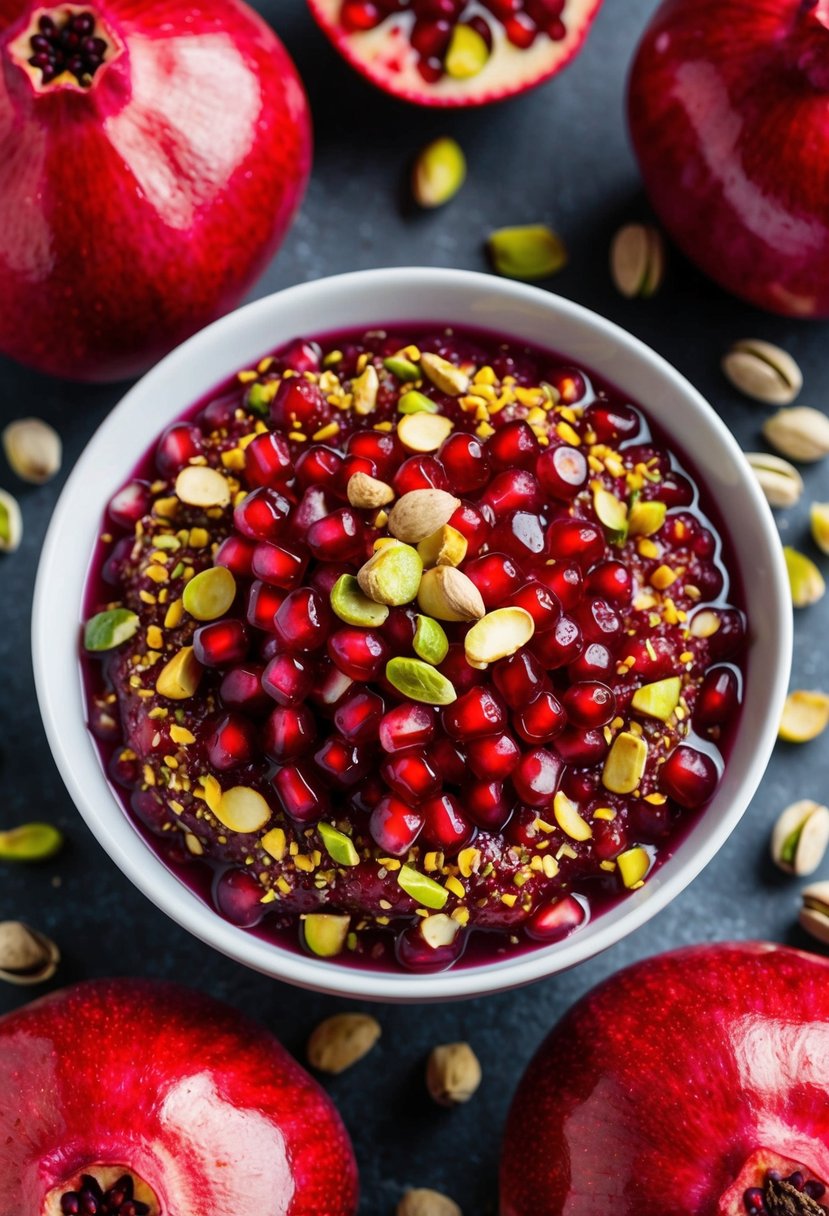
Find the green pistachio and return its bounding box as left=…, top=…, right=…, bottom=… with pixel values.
left=303, top=914, right=351, bottom=958
left=784, top=546, right=826, bottom=608
left=487, top=225, right=568, bottom=281
left=397, top=864, right=449, bottom=910
left=413, top=615, right=449, bottom=666
left=444, top=22, right=489, bottom=79
left=386, top=657, right=457, bottom=705
left=318, top=822, right=360, bottom=867
left=331, top=574, right=390, bottom=627
left=412, top=136, right=467, bottom=209
left=84, top=608, right=140, bottom=652
left=383, top=356, right=421, bottom=382
left=0, top=823, right=64, bottom=863
left=246, top=381, right=278, bottom=416
left=357, top=544, right=423, bottom=607
left=182, top=566, right=237, bottom=622
left=398, top=390, right=439, bottom=415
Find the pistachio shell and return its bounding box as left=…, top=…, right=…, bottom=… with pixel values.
left=602, top=732, right=648, bottom=794
left=413, top=614, right=450, bottom=666
left=800, top=881, right=829, bottom=944
left=303, top=913, right=351, bottom=958
left=464, top=607, right=535, bottom=666
left=610, top=224, right=666, bottom=299
left=417, top=524, right=468, bottom=569
left=357, top=544, right=422, bottom=607
left=331, top=573, right=390, bottom=625
left=722, top=339, right=802, bottom=405
left=418, top=566, right=485, bottom=622
left=182, top=565, right=236, bottom=621
left=307, top=1012, right=381, bottom=1074
left=346, top=471, right=395, bottom=509
left=744, top=452, right=804, bottom=508
left=0, top=823, right=63, bottom=863
left=487, top=224, right=568, bottom=281
left=387, top=489, right=461, bottom=543
left=398, top=863, right=449, bottom=909
left=386, top=657, right=457, bottom=705
left=0, top=921, right=59, bottom=985
left=2, top=417, right=62, bottom=483
left=784, top=546, right=826, bottom=608
left=771, top=800, right=829, bottom=875
left=175, top=465, right=230, bottom=509
left=397, top=1189, right=462, bottom=1216
left=0, top=489, right=22, bottom=552
left=763, top=406, right=829, bottom=462
left=84, top=607, right=140, bottom=652
left=413, top=137, right=466, bottom=209
left=318, top=822, right=360, bottom=867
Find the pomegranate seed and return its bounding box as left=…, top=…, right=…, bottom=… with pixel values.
left=440, top=643, right=487, bottom=694
left=585, top=560, right=633, bottom=604
left=538, top=561, right=583, bottom=610
left=379, top=702, right=436, bottom=752
left=706, top=608, right=747, bottom=661
left=411, top=15, right=452, bottom=56
left=429, top=734, right=466, bottom=784
left=578, top=598, right=622, bottom=645
left=504, top=11, right=537, bottom=47
left=288, top=486, right=329, bottom=539
left=273, top=587, right=332, bottom=652
left=568, top=642, right=614, bottom=681
left=622, top=636, right=676, bottom=680
left=464, top=552, right=524, bottom=608
left=215, top=535, right=256, bottom=578
left=511, top=580, right=560, bottom=631
left=396, top=922, right=466, bottom=972
left=694, top=666, right=740, bottom=729
left=561, top=769, right=597, bottom=803
left=535, top=444, right=588, bottom=500
left=381, top=606, right=418, bottom=653
left=296, top=444, right=343, bottom=488
left=486, top=419, right=539, bottom=470
left=526, top=895, right=586, bottom=942
left=262, top=704, right=317, bottom=761
left=234, top=487, right=291, bottom=541
left=347, top=431, right=399, bottom=480
left=307, top=508, right=365, bottom=562
left=244, top=431, right=293, bottom=488
left=532, top=614, right=584, bottom=668
left=465, top=779, right=513, bottom=831
left=214, top=869, right=265, bottom=928
left=328, top=627, right=388, bottom=680
left=206, top=712, right=256, bottom=770
left=108, top=479, right=151, bottom=529
left=466, top=731, right=521, bottom=780
left=246, top=581, right=284, bottom=632
left=547, top=519, right=605, bottom=567
left=393, top=454, right=449, bottom=495
left=511, top=747, right=563, bottom=807
left=336, top=453, right=376, bottom=498
left=193, top=618, right=249, bottom=667
left=219, top=664, right=270, bottom=714
left=315, top=735, right=371, bottom=787
left=381, top=749, right=441, bottom=801
left=514, top=690, right=567, bottom=744
left=562, top=681, right=616, bottom=728
left=582, top=401, right=640, bottom=443
left=101, top=535, right=132, bottom=585
left=443, top=686, right=506, bottom=740
left=199, top=394, right=238, bottom=430
left=545, top=367, right=587, bottom=405
left=449, top=501, right=491, bottom=558
left=270, top=376, right=327, bottom=432
left=421, top=793, right=475, bottom=851
left=261, top=653, right=313, bottom=706
left=349, top=773, right=387, bottom=817
left=341, top=0, right=385, bottom=31
left=658, top=473, right=695, bottom=508
left=251, top=541, right=308, bottom=588
left=273, top=762, right=330, bottom=822
left=492, top=650, right=547, bottom=708
left=630, top=798, right=674, bottom=841
left=370, top=795, right=424, bottom=855
left=155, top=422, right=202, bottom=477
left=482, top=468, right=543, bottom=515
left=307, top=660, right=353, bottom=711
left=660, top=745, right=719, bottom=808
left=334, top=687, right=385, bottom=742
left=439, top=432, right=491, bottom=492
left=280, top=339, right=322, bottom=372
left=554, top=727, right=608, bottom=766
left=593, top=817, right=628, bottom=861
left=489, top=510, right=548, bottom=560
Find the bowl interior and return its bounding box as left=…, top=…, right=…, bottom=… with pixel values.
left=33, top=267, right=792, bottom=1001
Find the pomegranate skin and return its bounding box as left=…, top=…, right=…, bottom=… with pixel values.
left=628, top=0, right=829, bottom=317
left=500, top=942, right=829, bottom=1215
left=0, top=978, right=359, bottom=1215
left=0, top=0, right=312, bottom=380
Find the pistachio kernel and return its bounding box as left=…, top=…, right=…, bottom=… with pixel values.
left=464, top=607, right=535, bottom=666
left=398, top=863, right=449, bottom=909
left=444, top=21, right=489, bottom=79
left=553, top=791, right=592, bottom=841
left=419, top=353, right=470, bottom=397
left=2, top=417, right=62, bottom=484
left=487, top=224, right=568, bottom=281
left=412, top=136, right=466, bottom=209
left=302, top=913, right=351, bottom=958
left=413, top=614, right=450, bottom=666
left=386, top=657, right=457, bottom=706
left=397, top=1189, right=462, bottom=1216
left=617, top=846, right=650, bottom=888
left=602, top=732, right=648, bottom=794
left=628, top=499, right=667, bottom=537
left=383, top=355, right=421, bottom=382
left=214, top=786, right=271, bottom=834
left=811, top=502, right=829, bottom=555
left=722, top=339, right=803, bottom=405
left=426, top=1041, right=482, bottom=1106
left=307, top=1012, right=382, bottom=1074
left=0, top=488, right=22, bottom=552
left=779, top=690, right=829, bottom=743
left=0, top=823, right=63, bottom=863
left=398, top=390, right=439, bottom=415
left=318, top=822, right=360, bottom=867
left=771, top=800, right=829, bottom=876
left=632, top=676, right=681, bottom=722
left=174, top=465, right=230, bottom=509
left=352, top=364, right=380, bottom=416
left=420, top=912, right=461, bottom=949
left=156, top=645, right=202, bottom=699
left=357, top=544, right=422, bottom=607
left=84, top=608, right=140, bottom=652
left=784, top=546, right=826, bottom=608
left=398, top=412, right=454, bottom=453
left=331, top=573, right=391, bottom=626
left=417, top=524, right=468, bottom=569
left=182, top=565, right=236, bottom=621
left=610, top=223, right=666, bottom=299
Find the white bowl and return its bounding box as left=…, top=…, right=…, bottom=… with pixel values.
left=33, top=267, right=792, bottom=1002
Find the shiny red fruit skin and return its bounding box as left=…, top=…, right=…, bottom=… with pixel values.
left=0, top=0, right=312, bottom=380
left=500, top=943, right=829, bottom=1215
left=628, top=0, right=829, bottom=317
left=0, top=978, right=358, bottom=1213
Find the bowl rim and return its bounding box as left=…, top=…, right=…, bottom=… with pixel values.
left=32, top=266, right=792, bottom=1002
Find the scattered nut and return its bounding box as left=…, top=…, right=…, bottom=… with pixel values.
left=463, top=606, right=534, bottom=665
left=84, top=607, right=140, bottom=652
left=417, top=524, right=468, bottom=569
left=388, top=489, right=461, bottom=544
left=689, top=609, right=721, bottom=639
left=214, top=786, right=272, bottom=834
left=799, top=881, right=829, bottom=945
left=487, top=224, right=568, bottom=281
left=0, top=823, right=63, bottom=862
left=426, top=1042, right=482, bottom=1107
left=419, top=353, right=470, bottom=397
left=784, top=546, right=826, bottom=608
left=347, top=471, right=395, bottom=509
left=444, top=19, right=489, bottom=79
left=602, top=731, right=648, bottom=795
left=352, top=364, right=380, bottom=416
left=0, top=921, right=59, bottom=985
left=397, top=1189, right=462, bottom=1216
left=722, top=339, right=802, bottom=405
left=0, top=488, right=22, bottom=553
left=358, top=542, right=423, bottom=606
left=779, top=690, right=829, bottom=743
left=386, top=656, right=457, bottom=706
left=418, top=566, right=486, bottom=622
left=763, top=406, right=829, bottom=463
left=412, top=136, right=466, bottom=209
left=398, top=412, right=454, bottom=453
left=2, top=417, right=62, bottom=483
left=420, top=912, right=460, bottom=949
left=155, top=645, right=203, bottom=699
left=398, top=863, right=450, bottom=908
left=182, top=565, right=236, bottom=621
left=771, top=800, right=829, bottom=875
left=553, top=790, right=593, bottom=841
left=610, top=223, right=666, bottom=298
left=744, top=452, right=804, bottom=508
left=175, top=465, right=231, bottom=509
left=331, top=573, right=390, bottom=627
left=812, top=503, right=829, bottom=555
left=307, top=1012, right=381, bottom=1074
left=617, top=846, right=650, bottom=888
left=302, top=913, right=351, bottom=958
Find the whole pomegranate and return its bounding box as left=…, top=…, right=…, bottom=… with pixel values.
left=0, top=978, right=359, bottom=1215
left=629, top=0, right=829, bottom=317
left=0, top=0, right=312, bottom=380
left=501, top=942, right=829, bottom=1215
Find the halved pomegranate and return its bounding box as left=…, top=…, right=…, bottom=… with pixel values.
left=306, top=0, right=604, bottom=107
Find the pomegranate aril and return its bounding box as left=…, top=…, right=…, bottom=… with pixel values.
left=568, top=642, right=613, bottom=681
left=486, top=419, right=539, bottom=470
left=206, top=712, right=256, bottom=771
left=511, top=580, right=560, bottom=631
left=561, top=769, right=597, bottom=803
left=251, top=541, right=308, bottom=588
left=215, top=535, right=256, bottom=578
left=369, top=795, right=424, bottom=855
left=279, top=338, right=322, bottom=373
left=308, top=660, right=354, bottom=711
left=288, top=486, right=329, bottom=538
left=307, top=508, right=364, bottom=561
left=295, top=444, right=343, bottom=488
left=381, top=606, right=417, bottom=653
left=582, top=400, right=639, bottom=442
left=449, top=501, right=491, bottom=558
left=273, top=762, right=330, bottom=823
left=585, top=560, right=633, bottom=605
left=379, top=702, right=436, bottom=752
left=492, top=649, right=547, bottom=708
left=538, top=561, right=583, bottom=610
left=270, top=376, right=327, bottom=431
left=244, top=431, right=293, bottom=488
left=234, top=487, right=291, bottom=541
left=192, top=618, right=249, bottom=667
left=622, top=636, right=676, bottom=680
left=155, top=422, right=202, bottom=477
left=466, top=730, right=521, bottom=780
left=439, top=432, right=491, bottom=493
left=577, top=597, right=622, bottom=644
left=315, top=735, right=371, bottom=787
left=511, top=747, right=563, bottom=807
left=464, top=551, right=524, bottom=608
left=214, top=869, right=265, bottom=928
left=349, top=773, right=387, bottom=817
left=706, top=608, right=747, bottom=661
left=393, top=454, right=449, bottom=495
left=514, top=690, right=567, bottom=744
left=439, top=643, right=487, bottom=694
left=429, top=734, right=466, bottom=784
left=411, top=16, right=452, bottom=56
left=261, top=653, right=313, bottom=706
left=489, top=510, right=547, bottom=560
left=443, top=686, right=506, bottom=740
left=347, top=431, right=399, bottom=480
left=630, top=797, right=674, bottom=841
left=593, top=816, right=628, bottom=861
left=504, top=12, right=537, bottom=47
left=532, top=614, right=583, bottom=668
left=562, top=680, right=616, bottom=728
left=246, top=581, right=284, bottom=632
left=658, top=473, right=695, bottom=508
left=341, top=0, right=385, bottom=30
left=694, top=666, right=740, bottom=729
left=396, top=922, right=465, bottom=972
left=554, top=727, right=608, bottom=766
left=382, top=749, right=441, bottom=801
left=335, top=687, right=385, bottom=742
left=262, top=704, right=317, bottom=761
left=465, top=779, right=513, bottom=831
left=482, top=468, right=543, bottom=514
left=274, top=587, right=332, bottom=652
left=535, top=444, right=588, bottom=500
left=108, top=480, right=152, bottom=529
left=547, top=519, right=605, bottom=567
left=421, top=793, right=475, bottom=851
left=328, top=627, right=389, bottom=681
left=219, top=664, right=270, bottom=714
left=660, top=745, right=719, bottom=808
left=526, top=895, right=586, bottom=942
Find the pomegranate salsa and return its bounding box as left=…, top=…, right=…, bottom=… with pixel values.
left=82, top=327, right=746, bottom=973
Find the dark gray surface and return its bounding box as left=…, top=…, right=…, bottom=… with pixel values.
left=1, top=1, right=828, bottom=1212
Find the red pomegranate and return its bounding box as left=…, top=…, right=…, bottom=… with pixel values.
left=629, top=0, right=829, bottom=317
left=0, top=0, right=312, bottom=380
left=500, top=942, right=829, bottom=1215
left=0, top=978, right=359, bottom=1215
left=307, top=0, right=604, bottom=107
